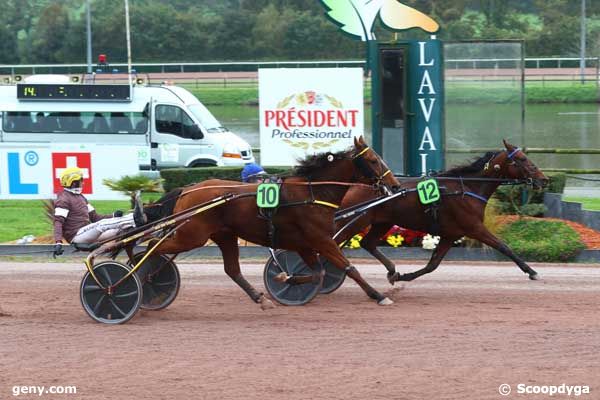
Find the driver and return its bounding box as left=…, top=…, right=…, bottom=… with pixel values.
left=53, top=167, right=147, bottom=257
left=241, top=163, right=266, bottom=183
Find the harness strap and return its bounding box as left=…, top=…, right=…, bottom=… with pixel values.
left=507, top=147, right=521, bottom=159
left=464, top=191, right=489, bottom=203
left=313, top=200, right=340, bottom=209
left=353, top=147, right=370, bottom=158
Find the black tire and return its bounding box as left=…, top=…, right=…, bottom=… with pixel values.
left=130, top=252, right=181, bottom=311
left=188, top=160, right=216, bottom=168
left=263, top=250, right=323, bottom=306
left=319, top=256, right=347, bottom=294
left=80, top=261, right=142, bottom=324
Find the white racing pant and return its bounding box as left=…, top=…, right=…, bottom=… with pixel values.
left=72, top=214, right=135, bottom=244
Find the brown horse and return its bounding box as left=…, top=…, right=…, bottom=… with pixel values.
left=149, top=137, right=400, bottom=307
left=335, top=140, right=549, bottom=283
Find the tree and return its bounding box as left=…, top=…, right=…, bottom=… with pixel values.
left=102, top=175, right=163, bottom=209
left=0, top=24, right=19, bottom=64
left=30, top=3, right=70, bottom=63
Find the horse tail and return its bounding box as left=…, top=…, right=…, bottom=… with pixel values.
left=144, top=188, right=183, bottom=223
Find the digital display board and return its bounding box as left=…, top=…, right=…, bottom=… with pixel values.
left=16, top=84, right=132, bottom=102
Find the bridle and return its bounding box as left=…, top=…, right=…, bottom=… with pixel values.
left=485, top=147, right=538, bottom=186
left=352, top=146, right=393, bottom=195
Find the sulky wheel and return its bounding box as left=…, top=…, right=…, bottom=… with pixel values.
left=130, top=252, right=181, bottom=311
left=319, top=256, right=347, bottom=294
left=263, top=250, right=323, bottom=306
left=80, top=261, right=142, bottom=324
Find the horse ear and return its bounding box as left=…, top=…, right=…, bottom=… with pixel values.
left=359, top=135, right=366, bottom=145
left=354, top=136, right=359, bottom=147
left=503, top=139, right=513, bottom=150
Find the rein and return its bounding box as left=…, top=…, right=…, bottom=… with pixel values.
left=179, top=181, right=375, bottom=197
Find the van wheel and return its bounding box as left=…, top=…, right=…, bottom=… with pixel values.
left=188, top=161, right=216, bottom=168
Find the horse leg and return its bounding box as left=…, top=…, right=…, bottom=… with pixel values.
left=474, top=228, right=539, bottom=280
left=359, top=224, right=398, bottom=284
left=211, top=231, right=274, bottom=310
left=273, top=250, right=323, bottom=285
left=318, top=239, right=393, bottom=305
left=391, top=237, right=453, bottom=282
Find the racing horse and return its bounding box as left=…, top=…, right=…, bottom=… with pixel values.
left=335, top=140, right=549, bottom=283
left=148, top=137, right=400, bottom=308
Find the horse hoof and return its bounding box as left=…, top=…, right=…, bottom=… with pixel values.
left=387, top=272, right=399, bottom=285
left=529, top=273, right=540, bottom=281
left=378, top=297, right=394, bottom=306
left=273, top=272, right=289, bottom=283
left=258, top=296, right=275, bottom=310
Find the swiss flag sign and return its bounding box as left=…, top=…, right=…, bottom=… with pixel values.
left=52, top=153, right=93, bottom=194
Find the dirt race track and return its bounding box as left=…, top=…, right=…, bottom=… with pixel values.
left=1, top=259, right=599, bottom=400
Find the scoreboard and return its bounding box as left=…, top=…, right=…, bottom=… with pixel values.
left=16, top=84, right=131, bottom=102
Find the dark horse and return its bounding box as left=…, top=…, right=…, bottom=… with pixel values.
left=147, top=137, right=400, bottom=308
left=335, top=140, right=549, bottom=283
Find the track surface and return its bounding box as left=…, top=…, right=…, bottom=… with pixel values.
left=1, top=260, right=599, bottom=400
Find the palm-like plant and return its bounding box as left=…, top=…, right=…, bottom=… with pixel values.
left=102, top=175, right=164, bottom=208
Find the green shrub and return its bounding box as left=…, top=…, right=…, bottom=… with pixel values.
left=498, top=218, right=585, bottom=262
left=492, top=173, right=565, bottom=215
left=547, top=172, right=566, bottom=194
left=493, top=186, right=545, bottom=216
left=160, top=166, right=291, bottom=192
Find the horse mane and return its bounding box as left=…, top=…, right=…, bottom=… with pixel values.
left=439, top=151, right=498, bottom=177
left=293, top=148, right=353, bottom=179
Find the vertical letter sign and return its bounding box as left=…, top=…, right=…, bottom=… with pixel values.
left=407, top=39, right=444, bottom=176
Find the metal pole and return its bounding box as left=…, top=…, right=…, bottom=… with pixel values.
left=581, top=0, right=587, bottom=84
left=124, top=0, right=132, bottom=86
left=86, top=0, right=92, bottom=74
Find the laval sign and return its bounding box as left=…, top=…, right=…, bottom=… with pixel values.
left=320, top=0, right=443, bottom=175
left=259, top=68, right=364, bottom=166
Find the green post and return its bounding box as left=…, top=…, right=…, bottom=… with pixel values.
left=370, top=39, right=445, bottom=176
left=406, top=39, right=445, bottom=175
left=369, top=41, right=383, bottom=154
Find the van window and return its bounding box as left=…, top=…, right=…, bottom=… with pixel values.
left=187, top=103, right=224, bottom=132
left=155, top=105, right=198, bottom=139
left=1, top=111, right=147, bottom=134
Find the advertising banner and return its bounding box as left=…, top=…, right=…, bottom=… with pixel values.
left=0, top=144, right=140, bottom=200
left=259, top=68, right=364, bottom=166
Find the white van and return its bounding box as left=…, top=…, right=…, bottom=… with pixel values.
left=0, top=78, right=254, bottom=169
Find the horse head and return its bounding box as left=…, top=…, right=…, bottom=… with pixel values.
left=352, top=136, right=400, bottom=194
left=488, top=140, right=548, bottom=189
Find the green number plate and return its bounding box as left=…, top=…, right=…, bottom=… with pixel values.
left=256, top=183, right=280, bottom=208
left=417, top=179, right=441, bottom=205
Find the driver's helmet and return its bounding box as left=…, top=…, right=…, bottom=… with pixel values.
left=60, top=167, right=84, bottom=188
left=241, top=163, right=266, bottom=183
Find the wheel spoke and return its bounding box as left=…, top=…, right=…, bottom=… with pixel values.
left=148, top=262, right=167, bottom=278
left=83, top=284, right=103, bottom=293
left=270, top=257, right=285, bottom=274
left=92, top=294, right=106, bottom=315
left=108, top=297, right=127, bottom=318
left=154, top=279, right=176, bottom=287
left=275, top=284, right=292, bottom=298
left=99, top=266, right=113, bottom=286
left=144, top=282, right=160, bottom=299
left=114, top=290, right=138, bottom=299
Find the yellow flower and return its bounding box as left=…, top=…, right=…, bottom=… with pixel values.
left=347, top=234, right=363, bottom=249
left=386, top=234, right=404, bottom=248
